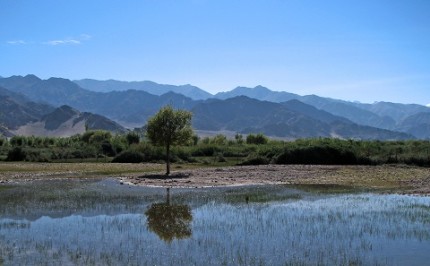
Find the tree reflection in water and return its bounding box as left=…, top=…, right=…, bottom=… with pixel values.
left=145, top=188, right=192, bottom=243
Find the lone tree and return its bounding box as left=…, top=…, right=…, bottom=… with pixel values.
left=146, top=106, right=193, bottom=176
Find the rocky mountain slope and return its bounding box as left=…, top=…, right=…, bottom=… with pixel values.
left=0, top=83, right=126, bottom=137
left=13, top=105, right=126, bottom=137
left=0, top=86, right=54, bottom=130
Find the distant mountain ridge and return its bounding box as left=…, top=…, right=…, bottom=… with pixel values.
left=0, top=75, right=199, bottom=125
left=0, top=74, right=429, bottom=139
left=356, top=101, right=430, bottom=123
left=215, top=85, right=299, bottom=102
left=215, top=85, right=430, bottom=130
left=74, top=79, right=212, bottom=100
left=192, top=96, right=412, bottom=140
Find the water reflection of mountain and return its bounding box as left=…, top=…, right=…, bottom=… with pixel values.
left=0, top=179, right=161, bottom=221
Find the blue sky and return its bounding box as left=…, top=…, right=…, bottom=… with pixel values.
left=1, top=0, right=430, bottom=105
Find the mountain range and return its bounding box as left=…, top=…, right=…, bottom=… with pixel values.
left=192, top=96, right=412, bottom=139
left=0, top=74, right=428, bottom=139
left=0, top=82, right=126, bottom=137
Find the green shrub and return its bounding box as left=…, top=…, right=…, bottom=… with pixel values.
left=173, top=147, right=195, bottom=162
left=6, top=147, right=27, bottom=161
left=112, top=151, right=145, bottom=163
left=211, top=134, right=228, bottom=145
left=24, top=149, right=51, bottom=162
left=403, top=157, right=430, bottom=167
left=274, top=145, right=359, bottom=165
left=126, top=132, right=140, bottom=145
left=190, top=144, right=222, bottom=157
left=70, top=147, right=98, bottom=159
left=256, top=144, right=284, bottom=158
left=239, top=153, right=270, bottom=165
left=101, top=141, right=116, bottom=157
left=10, top=136, right=26, bottom=146
left=235, top=133, right=244, bottom=144
left=110, top=135, right=128, bottom=154
left=246, top=133, right=268, bottom=145
left=133, top=142, right=165, bottom=162
left=214, top=153, right=227, bottom=163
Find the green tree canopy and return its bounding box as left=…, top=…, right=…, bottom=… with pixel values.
left=146, top=106, right=193, bottom=175
left=125, top=131, right=140, bottom=145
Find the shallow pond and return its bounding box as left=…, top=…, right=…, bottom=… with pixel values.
left=0, top=179, right=429, bottom=265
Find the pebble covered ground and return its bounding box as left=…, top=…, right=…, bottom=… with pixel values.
left=0, top=162, right=429, bottom=194
left=122, top=164, right=430, bottom=194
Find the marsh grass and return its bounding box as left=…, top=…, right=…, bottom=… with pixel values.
left=0, top=185, right=14, bottom=192
left=222, top=186, right=302, bottom=203
left=287, top=184, right=366, bottom=194
left=0, top=182, right=429, bottom=265
left=225, top=192, right=301, bottom=203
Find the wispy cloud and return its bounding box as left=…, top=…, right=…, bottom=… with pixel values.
left=44, top=39, right=81, bottom=46
left=44, top=34, right=92, bottom=46
left=6, top=34, right=92, bottom=46
left=6, top=40, right=26, bottom=45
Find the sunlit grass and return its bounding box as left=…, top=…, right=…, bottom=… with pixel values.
left=288, top=164, right=429, bottom=191
left=0, top=162, right=165, bottom=179
left=0, top=159, right=238, bottom=179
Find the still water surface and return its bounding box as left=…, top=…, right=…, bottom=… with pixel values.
left=0, top=179, right=429, bottom=265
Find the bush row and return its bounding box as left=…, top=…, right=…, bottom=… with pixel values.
left=2, top=133, right=430, bottom=167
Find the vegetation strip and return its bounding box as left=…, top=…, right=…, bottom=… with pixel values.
left=2, top=133, right=430, bottom=166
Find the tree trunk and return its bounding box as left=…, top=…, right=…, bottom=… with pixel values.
left=166, top=144, right=170, bottom=176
